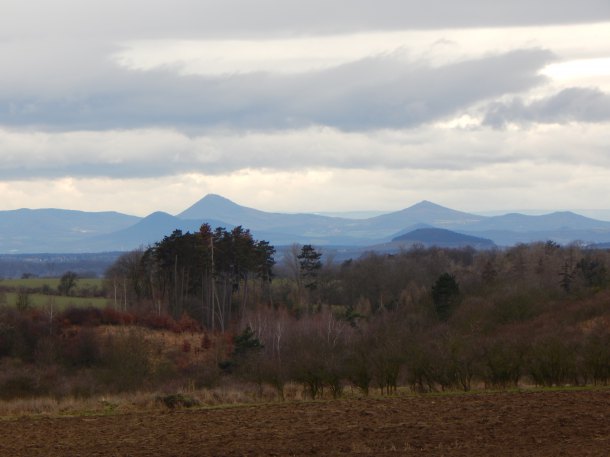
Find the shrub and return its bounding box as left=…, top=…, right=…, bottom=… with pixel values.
left=15, top=288, right=31, bottom=311
left=99, top=329, right=152, bottom=392
left=480, top=336, right=526, bottom=388
left=60, top=328, right=102, bottom=368
left=175, top=313, right=201, bottom=333
left=100, top=307, right=135, bottom=326
left=0, top=375, right=40, bottom=399
left=140, top=313, right=176, bottom=331
left=156, top=393, right=200, bottom=409
left=60, top=307, right=103, bottom=327
left=527, top=334, right=578, bottom=387
left=582, top=326, right=610, bottom=385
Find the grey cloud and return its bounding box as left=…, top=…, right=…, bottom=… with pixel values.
left=3, top=0, right=610, bottom=41
left=7, top=112, right=610, bottom=181
left=483, top=88, right=610, bottom=127
left=0, top=49, right=554, bottom=132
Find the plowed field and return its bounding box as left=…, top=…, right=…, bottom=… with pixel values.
left=1, top=390, right=608, bottom=456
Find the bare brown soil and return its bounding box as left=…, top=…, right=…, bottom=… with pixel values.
left=0, top=389, right=608, bottom=456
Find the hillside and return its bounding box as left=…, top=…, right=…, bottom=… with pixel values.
left=0, top=208, right=140, bottom=253
left=391, top=227, right=496, bottom=249
left=77, top=212, right=230, bottom=252
left=2, top=194, right=610, bottom=253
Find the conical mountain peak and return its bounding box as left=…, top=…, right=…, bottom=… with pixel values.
left=177, top=194, right=246, bottom=220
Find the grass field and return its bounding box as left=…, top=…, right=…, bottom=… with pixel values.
left=0, top=277, right=104, bottom=289
left=0, top=277, right=108, bottom=309
left=2, top=292, right=108, bottom=309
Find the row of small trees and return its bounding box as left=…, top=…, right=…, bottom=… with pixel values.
left=230, top=306, right=610, bottom=398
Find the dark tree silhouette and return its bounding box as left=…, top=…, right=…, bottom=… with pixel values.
left=298, top=244, right=322, bottom=290
left=431, top=273, right=460, bottom=320
left=58, top=271, right=78, bottom=296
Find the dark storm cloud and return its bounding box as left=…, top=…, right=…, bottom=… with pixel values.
left=0, top=49, right=554, bottom=132
left=483, top=88, right=610, bottom=127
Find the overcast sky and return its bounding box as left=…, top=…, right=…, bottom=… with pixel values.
left=2, top=0, right=610, bottom=216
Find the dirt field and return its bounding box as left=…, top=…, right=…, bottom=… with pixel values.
left=0, top=389, right=608, bottom=456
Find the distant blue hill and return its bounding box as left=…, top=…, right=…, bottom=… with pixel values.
left=467, top=211, right=610, bottom=231
left=75, top=212, right=231, bottom=252
left=0, top=208, right=140, bottom=253
left=178, top=194, right=348, bottom=230
left=391, top=228, right=496, bottom=249
left=3, top=193, right=610, bottom=253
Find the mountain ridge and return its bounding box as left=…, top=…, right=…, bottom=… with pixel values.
left=2, top=194, right=610, bottom=253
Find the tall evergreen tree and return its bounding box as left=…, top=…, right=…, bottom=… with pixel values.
left=298, top=244, right=322, bottom=290
left=431, top=272, right=460, bottom=321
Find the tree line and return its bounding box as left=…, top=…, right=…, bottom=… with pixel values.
left=100, top=230, right=610, bottom=395
left=1, top=225, right=609, bottom=401
left=105, top=224, right=275, bottom=331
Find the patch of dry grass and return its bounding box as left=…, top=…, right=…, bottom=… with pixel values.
left=0, top=382, right=306, bottom=418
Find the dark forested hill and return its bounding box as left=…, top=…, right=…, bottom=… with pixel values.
left=392, top=228, right=496, bottom=249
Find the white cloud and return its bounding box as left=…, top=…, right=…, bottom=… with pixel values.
left=2, top=157, right=610, bottom=217
left=0, top=48, right=554, bottom=131
left=112, top=23, right=610, bottom=76
left=2, top=1, right=610, bottom=216
left=2, top=120, right=610, bottom=215
left=543, top=57, right=610, bottom=80
left=3, top=120, right=610, bottom=178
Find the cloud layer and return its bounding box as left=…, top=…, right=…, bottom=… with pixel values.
left=484, top=88, right=610, bottom=126
left=2, top=1, right=610, bottom=215
left=4, top=0, right=610, bottom=40
left=0, top=49, right=555, bottom=132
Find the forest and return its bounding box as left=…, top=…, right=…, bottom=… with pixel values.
left=0, top=223, right=609, bottom=404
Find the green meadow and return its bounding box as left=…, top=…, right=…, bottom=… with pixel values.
left=0, top=277, right=108, bottom=309
left=0, top=278, right=104, bottom=290
left=2, top=292, right=108, bottom=309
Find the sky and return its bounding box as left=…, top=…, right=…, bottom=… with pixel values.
left=2, top=0, right=610, bottom=217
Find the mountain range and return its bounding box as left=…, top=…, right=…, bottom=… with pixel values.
left=2, top=194, right=610, bottom=254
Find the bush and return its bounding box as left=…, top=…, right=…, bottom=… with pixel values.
left=0, top=359, right=53, bottom=399
left=582, top=327, right=610, bottom=385
left=140, top=313, right=177, bottom=331
left=99, top=329, right=152, bottom=392
left=60, top=328, right=102, bottom=368
left=480, top=336, right=526, bottom=388
left=101, top=307, right=136, bottom=326
left=175, top=313, right=201, bottom=333
left=527, top=335, right=578, bottom=387
left=0, top=375, right=41, bottom=399
left=60, top=307, right=103, bottom=327
left=156, top=393, right=200, bottom=409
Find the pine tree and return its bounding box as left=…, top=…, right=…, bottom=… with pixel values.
left=431, top=273, right=460, bottom=320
